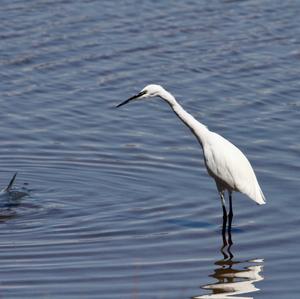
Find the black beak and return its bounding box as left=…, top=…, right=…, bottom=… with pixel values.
left=116, top=91, right=146, bottom=108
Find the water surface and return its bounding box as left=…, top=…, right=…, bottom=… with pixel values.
left=1, top=0, right=300, bottom=298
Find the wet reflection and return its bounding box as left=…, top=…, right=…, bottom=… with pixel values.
left=195, top=227, right=264, bottom=299
left=0, top=189, right=28, bottom=222
left=220, top=216, right=233, bottom=261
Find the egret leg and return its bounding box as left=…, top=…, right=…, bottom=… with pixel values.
left=219, top=192, right=227, bottom=233
left=219, top=192, right=228, bottom=258
left=227, top=194, right=234, bottom=261
left=227, top=228, right=234, bottom=260
left=228, top=192, right=233, bottom=244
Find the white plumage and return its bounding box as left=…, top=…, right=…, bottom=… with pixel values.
left=203, top=132, right=265, bottom=205
left=117, top=84, right=266, bottom=228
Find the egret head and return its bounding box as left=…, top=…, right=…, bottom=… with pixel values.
left=116, top=84, right=165, bottom=108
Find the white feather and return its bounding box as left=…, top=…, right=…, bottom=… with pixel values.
left=203, top=132, right=265, bottom=205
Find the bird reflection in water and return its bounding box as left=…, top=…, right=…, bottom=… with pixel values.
left=195, top=227, right=264, bottom=299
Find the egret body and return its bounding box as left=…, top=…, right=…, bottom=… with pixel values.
left=117, top=84, right=266, bottom=230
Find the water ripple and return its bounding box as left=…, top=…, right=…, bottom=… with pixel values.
left=0, top=0, right=299, bottom=298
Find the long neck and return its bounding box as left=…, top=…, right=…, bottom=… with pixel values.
left=160, top=89, right=209, bottom=148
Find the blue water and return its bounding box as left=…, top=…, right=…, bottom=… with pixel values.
left=0, top=0, right=300, bottom=298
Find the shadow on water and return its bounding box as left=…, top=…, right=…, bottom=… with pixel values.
left=0, top=190, right=29, bottom=221
left=194, top=226, right=264, bottom=299
left=0, top=192, right=28, bottom=222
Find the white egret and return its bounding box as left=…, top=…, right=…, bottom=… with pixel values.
left=117, top=84, right=266, bottom=230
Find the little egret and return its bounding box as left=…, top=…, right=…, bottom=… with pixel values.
left=117, top=84, right=266, bottom=230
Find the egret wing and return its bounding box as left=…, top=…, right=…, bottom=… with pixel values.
left=204, top=133, right=265, bottom=204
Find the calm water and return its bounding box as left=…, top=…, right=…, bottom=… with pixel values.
left=1, top=0, right=300, bottom=298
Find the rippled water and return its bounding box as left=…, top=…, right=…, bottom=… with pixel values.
left=1, top=0, right=300, bottom=298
